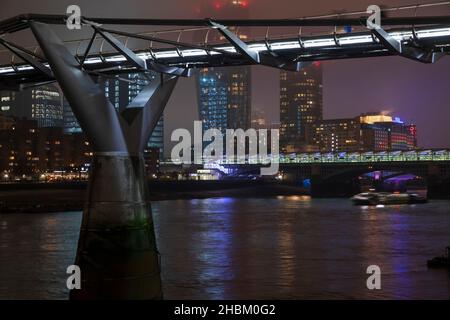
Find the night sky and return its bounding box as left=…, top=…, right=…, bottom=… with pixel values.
left=1, top=0, right=450, bottom=153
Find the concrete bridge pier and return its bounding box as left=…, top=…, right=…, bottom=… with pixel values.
left=30, top=21, right=178, bottom=299
left=427, top=163, right=446, bottom=198
left=310, top=177, right=360, bottom=198
left=72, top=154, right=162, bottom=299
left=308, top=165, right=357, bottom=198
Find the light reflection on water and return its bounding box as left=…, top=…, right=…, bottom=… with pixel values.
left=1, top=198, right=450, bottom=299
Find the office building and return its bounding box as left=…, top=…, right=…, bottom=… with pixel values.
left=312, top=112, right=418, bottom=152
left=280, top=63, right=323, bottom=153
left=312, top=118, right=362, bottom=152
left=0, top=85, right=63, bottom=128
left=0, top=113, right=14, bottom=130
left=0, top=118, right=91, bottom=176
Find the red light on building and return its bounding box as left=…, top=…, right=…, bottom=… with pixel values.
left=313, top=61, right=321, bottom=67
left=214, top=2, right=222, bottom=9
left=241, top=1, right=248, bottom=7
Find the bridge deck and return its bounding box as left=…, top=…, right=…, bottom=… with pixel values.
left=0, top=14, right=449, bottom=90
left=164, top=149, right=450, bottom=166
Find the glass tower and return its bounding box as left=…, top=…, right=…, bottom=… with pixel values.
left=196, top=0, right=252, bottom=138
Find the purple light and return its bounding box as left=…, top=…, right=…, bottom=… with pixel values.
left=384, top=174, right=419, bottom=182
left=393, top=117, right=404, bottom=124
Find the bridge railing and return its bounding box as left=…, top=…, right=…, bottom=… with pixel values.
left=279, top=150, right=450, bottom=164
left=163, top=149, right=450, bottom=166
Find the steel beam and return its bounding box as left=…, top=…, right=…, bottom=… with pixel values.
left=99, top=27, right=235, bottom=56
left=146, top=61, right=194, bottom=77
left=94, top=26, right=147, bottom=70
left=4, top=14, right=450, bottom=35
left=208, top=20, right=310, bottom=71
left=208, top=20, right=260, bottom=63
left=371, top=24, right=443, bottom=63
left=0, top=38, right=53, bottom=78
left=94, top=26, right=192, bottom=76
left=29, top=21, right=127, bottom=152
left=259, top=53, right=311, bottom=72
left=79, top=30, right=97, bottom=66
left=29, top=21, right=179, bottom=300
left=121, top=74, right=178, bottom=153
left=2, top=23, right=449, bottom=81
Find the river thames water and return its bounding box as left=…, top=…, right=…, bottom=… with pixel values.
left=0, top=197, right=450, bottom=299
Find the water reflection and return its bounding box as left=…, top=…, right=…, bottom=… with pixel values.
left=156, top=198, right=450, bottom=299
left=0, top=212, right=80, bottom=299
left=1, top=199, right=450, bottom=299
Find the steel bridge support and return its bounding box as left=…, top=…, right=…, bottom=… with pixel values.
left=30, top=21, right=178, bottom=299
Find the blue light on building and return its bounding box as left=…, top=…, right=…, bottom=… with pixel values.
left=393, top=117, right=404, bottom=124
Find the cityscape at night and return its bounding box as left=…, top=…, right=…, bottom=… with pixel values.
left=0, top=0, right=450, bottom=316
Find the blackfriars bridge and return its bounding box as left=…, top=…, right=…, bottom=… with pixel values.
left=170, top=149, right=450, bottom=197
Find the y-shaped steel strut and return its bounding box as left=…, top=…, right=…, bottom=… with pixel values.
left=30, top=21, right=178, bottom=299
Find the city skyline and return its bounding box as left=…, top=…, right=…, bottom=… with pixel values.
left=0, top=65, right=426, bottom=156
left=1, top=1, right=450, bottom=151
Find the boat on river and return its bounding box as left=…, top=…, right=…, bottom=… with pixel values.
left=351, top=192, right=427, bottom=205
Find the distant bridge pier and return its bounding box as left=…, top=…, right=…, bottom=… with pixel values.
left=281, top=164, right=360, bottom=197
left=426, top=163, right=450, bottom=198
left=30, top=22, right=178, bottom=299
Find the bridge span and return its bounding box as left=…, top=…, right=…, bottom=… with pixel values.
left=191, top=149, right=450, bottom=197
left=1, top=10, right=449, bottom=299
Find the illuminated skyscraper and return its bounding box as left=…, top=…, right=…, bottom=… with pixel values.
left=0, top=91, right=15, bottom=114
left=196, top=0, right=252, bottom=137
left=0, top=85, right=63, bottom=128
left=30, top=85, right=63, bottom=127
left=280, top=63, right=323, bottom=153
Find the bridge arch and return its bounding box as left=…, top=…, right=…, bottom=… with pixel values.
left=309, top=163, right=431, bottom=197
